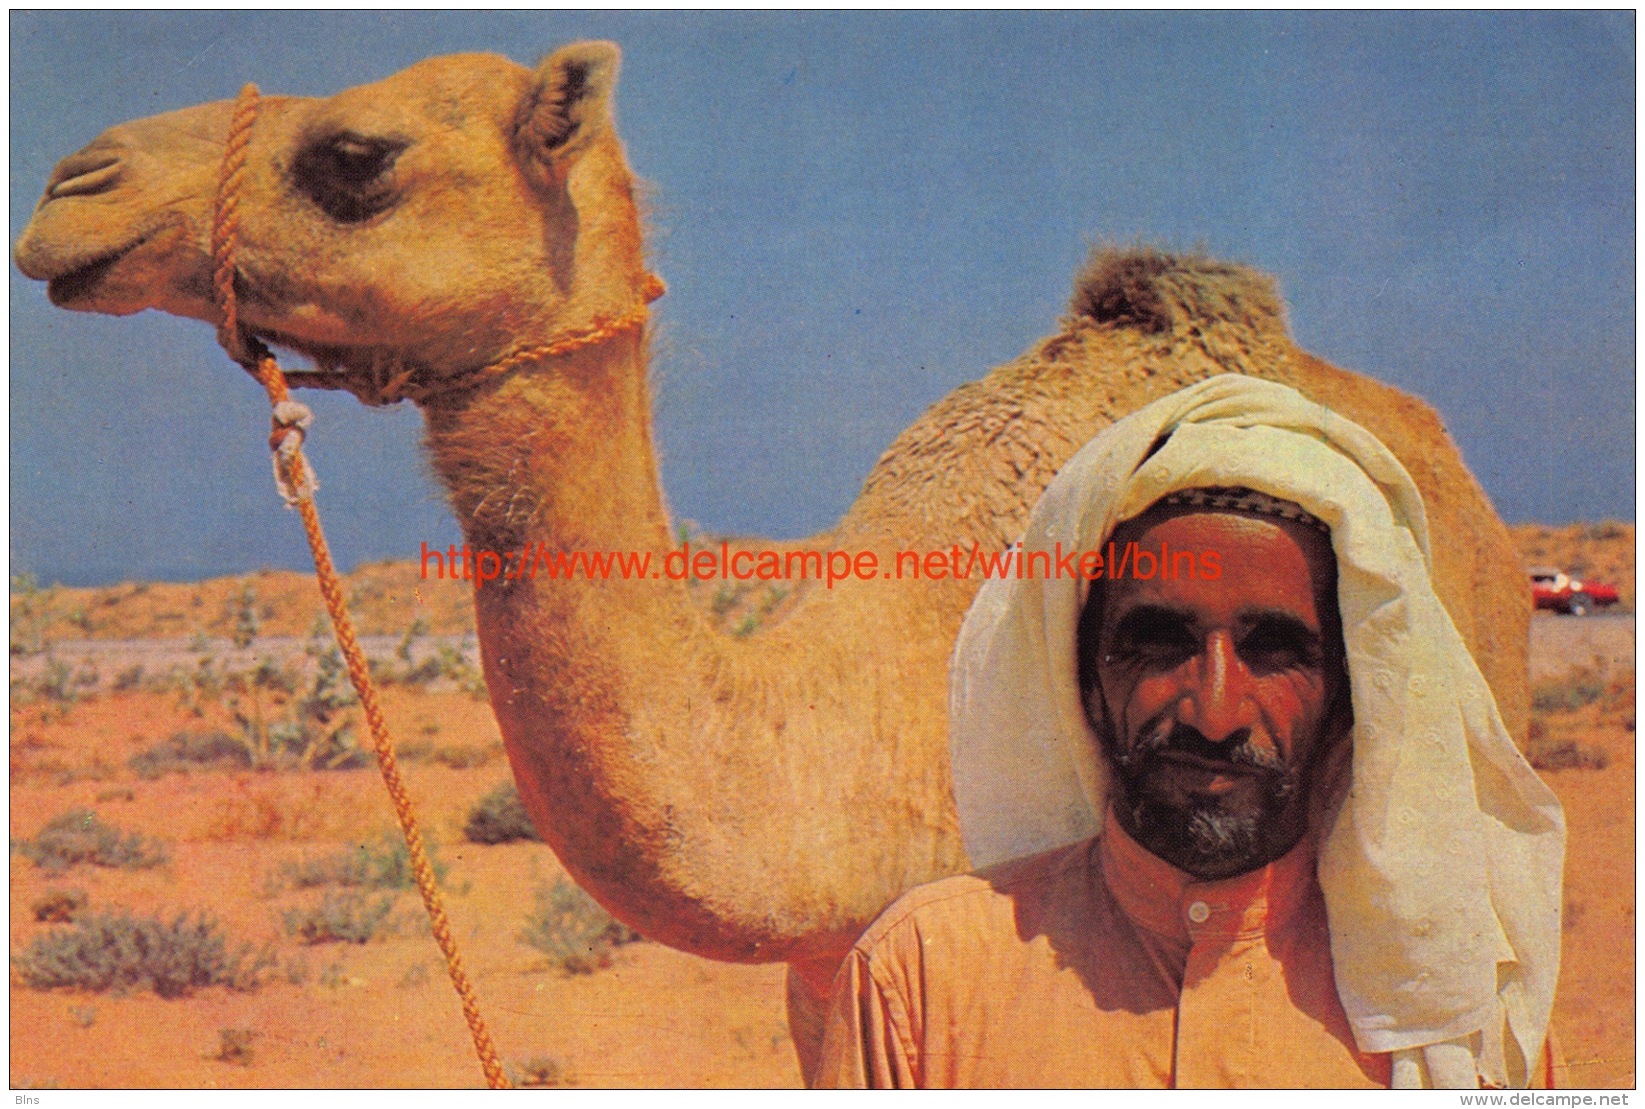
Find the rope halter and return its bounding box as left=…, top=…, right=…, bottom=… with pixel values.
left=209, top=82, right=664, bottom=408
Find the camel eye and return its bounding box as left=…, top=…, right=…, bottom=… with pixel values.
left=293, top=133, right=404, bottom=223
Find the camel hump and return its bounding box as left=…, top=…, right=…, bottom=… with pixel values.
left=1069, top=246, right=1289, bottom=341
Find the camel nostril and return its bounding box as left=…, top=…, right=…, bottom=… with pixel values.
left=45, top=153, right=124, bottom=201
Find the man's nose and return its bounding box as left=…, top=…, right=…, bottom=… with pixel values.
left=1177, top=631, right=1254, bottom=743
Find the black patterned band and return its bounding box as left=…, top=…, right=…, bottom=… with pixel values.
left=1150, top=486, right=1330, bottom=534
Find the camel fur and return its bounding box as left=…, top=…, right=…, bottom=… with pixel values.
left=15, top=42, right=1531, bottom=1076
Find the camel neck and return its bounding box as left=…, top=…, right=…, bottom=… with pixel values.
left=420, top=332, right=670, bottom=557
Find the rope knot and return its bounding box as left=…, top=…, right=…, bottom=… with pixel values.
left=268, top=398, right=320, bottom=506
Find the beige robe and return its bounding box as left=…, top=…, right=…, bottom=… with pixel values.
left=817, top=811, right=1557, bottom=1088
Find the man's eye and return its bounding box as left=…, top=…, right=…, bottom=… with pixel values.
left=1111, top=611, right=1196, bottom=664
left=293, top=134, right=404, bottom=222
left=1239, top=618, right=1321, bottom=670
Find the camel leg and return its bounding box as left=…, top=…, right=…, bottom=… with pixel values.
left=784, top=956, right=841, bottom=1086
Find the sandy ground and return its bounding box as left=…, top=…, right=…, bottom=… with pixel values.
left=1529, top=612, right=1634, bottom=680
left=9, top=617, right=1634, bottom=1089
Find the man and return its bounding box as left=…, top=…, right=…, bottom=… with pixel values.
left=815, top=375, right=1564, bottom=1089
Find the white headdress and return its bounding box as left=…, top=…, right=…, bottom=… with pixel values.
left=950, top=374, right=1564, bottom=1088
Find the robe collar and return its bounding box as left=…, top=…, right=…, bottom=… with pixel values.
left=1098, top=805, right=1319, bottom=946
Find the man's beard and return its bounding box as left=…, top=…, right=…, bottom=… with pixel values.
left=1103, top=714, right=1305, bottom=879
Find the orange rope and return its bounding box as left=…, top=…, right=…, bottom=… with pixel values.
left=386, top=271, right=666, bottom=404
left=213, top=83, right=511, bottom=1090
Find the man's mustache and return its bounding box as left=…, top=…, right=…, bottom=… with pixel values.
left=1115, top=716, right=1290, bottom=780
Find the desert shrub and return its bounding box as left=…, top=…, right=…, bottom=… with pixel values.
left=1531, top=668, right=1608, bottom=714
left=33, top=657, right=78, bottom=704
left=129, top=730, right=252, bottom=779
left=229, top=584, right=260, bottom=650
left=1583, top=520, right=1630, bottom=542
left=283, top=891, right=397, bottom=945
left=12, top=909, right=270, bottom=997
left=393, top=737, right=437, bottom=763
left=277, top=831, right=446, bottom=891
left=509, top=1056, right=575, bottom=1088
left=10, top=573, right=46, bottom=657
left=398, top=617, right=431, bottom=662
left=464, top=782, right=541, bottom=845
left=1527, top=734, right=1610, bottom=772
left=214, top=1028, right=258, bottom=1066
left=19, top=810, right=168, bottom=873
left=283, top=954, right=311, bottom=985
left=111, top=665, right=145, bottom=692
left=710, top=583, right=739, bottom=616
left=395, top=641, right=488, bottom=698
left=519, top=877, right=640, bottom=974
left=230, top=635, right=370, bottom=771
left=431, top=744, right=499, bottom=770
left=32, top=888, right=88, bottom=923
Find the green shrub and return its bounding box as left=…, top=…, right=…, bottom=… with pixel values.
left=129, top=730, right=252, bottom=778
left=283, top=891, right=397, bottom=945
left=464, top=782, right=541, bottom=845
left=13, top=909, right=270, bottom=997
left=277, top=832, right=446, bottom=892
left=519, top=878, right=640, bottom=974
left=1531, top=671, right=1607, bottom=714
left=19, top=810, right=168, bottom=873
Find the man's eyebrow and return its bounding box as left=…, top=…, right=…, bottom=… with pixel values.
left=1238, top=608, right=1325, bottom=648
left=1109, top=603, right=1196, bottom=636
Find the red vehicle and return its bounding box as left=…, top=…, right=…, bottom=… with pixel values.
left=1528, top=566, right=1621, bottom=616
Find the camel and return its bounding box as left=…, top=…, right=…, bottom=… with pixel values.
left=15, top=42, right=1531, bottom=1079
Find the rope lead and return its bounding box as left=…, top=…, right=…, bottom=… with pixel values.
left=214, top=82, right=511, bottom=1090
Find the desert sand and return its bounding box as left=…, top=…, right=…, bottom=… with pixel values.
left=10, top=528, right=1634, bottom=1088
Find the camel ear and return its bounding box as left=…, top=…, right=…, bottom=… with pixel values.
left=515, top=41, right=620, bottom=180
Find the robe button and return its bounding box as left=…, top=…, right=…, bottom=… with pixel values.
left=1187, top=900, right=1211, bottom=924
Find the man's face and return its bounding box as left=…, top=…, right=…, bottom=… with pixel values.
left=1081, top=507, right=1350, bottom=880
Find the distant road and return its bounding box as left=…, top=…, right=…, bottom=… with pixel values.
left=9, top=634, right=478, bottom=692
left=10, top=618, right=1633, bottom=691
left=1528, top=613, right=1634, bottom=681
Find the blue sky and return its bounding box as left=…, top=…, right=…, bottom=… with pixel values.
left=10, top=11, right=1635, bottom=586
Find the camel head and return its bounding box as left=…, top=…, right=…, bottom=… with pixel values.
left=15, top=42, right=648, bottom=396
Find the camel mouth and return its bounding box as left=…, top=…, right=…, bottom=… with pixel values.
left=42, top=241, right=140, bottom=308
